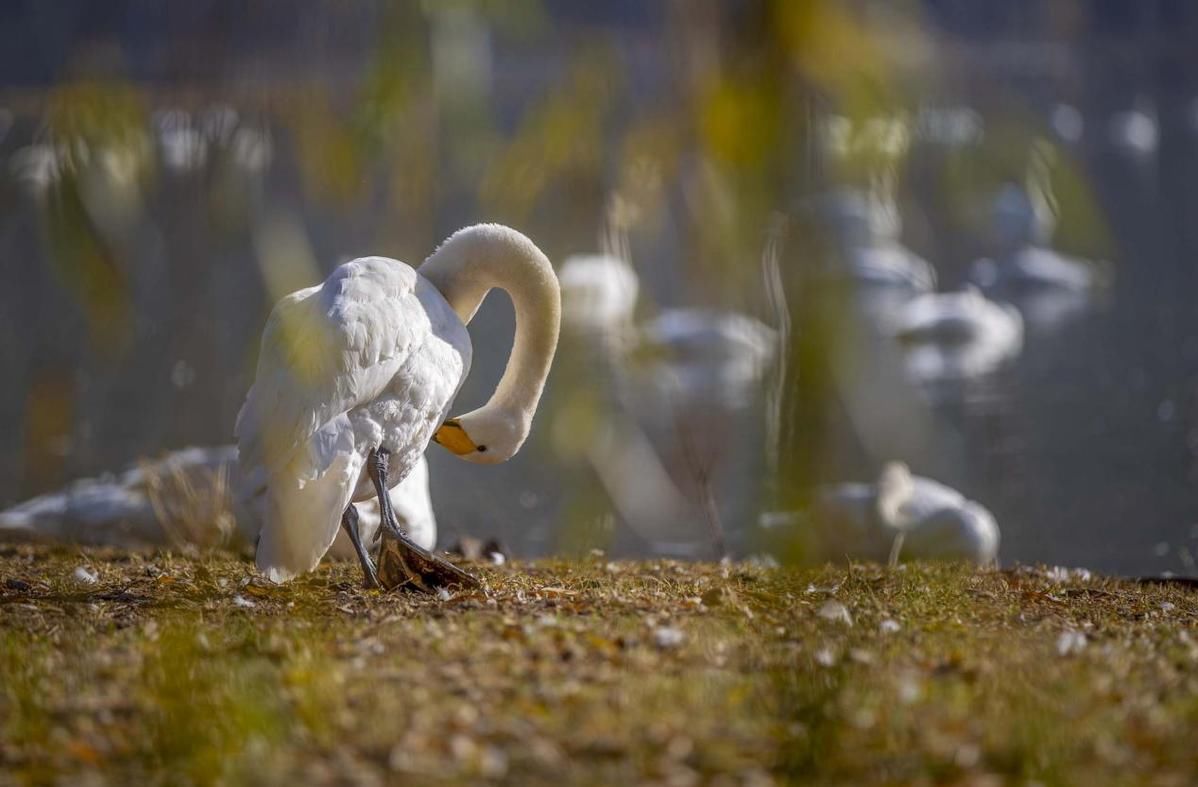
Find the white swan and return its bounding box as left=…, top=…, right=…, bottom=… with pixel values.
left=892, top=287, right=1023, bottom=382
left=236, top=224, right=560, bottom=587
left=558, top=253, right=639, bottom=338
left=823, top=189, right=937, bottom=294
left=0, top=446, right=237, bottom=548
left=871, top=463, right=999, bottom=566
left=633, top=309, right=777, bottom=410
left=763, top=462, right=999, bottom=566
left=969, top=184, right=1105, bottom=330
left=0, top=446, right=436, bottom=557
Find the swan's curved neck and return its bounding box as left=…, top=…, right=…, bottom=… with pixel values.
left=419, top=224, right=560, bottom=421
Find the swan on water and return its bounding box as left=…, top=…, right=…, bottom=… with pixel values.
left=762, top=462, right=999, bottom=566
left=822, top=188, right=937, bottom=295
left=0, top=446, right=436, bottom=558
left=236, top=223, right=560, bottom=588
left=968, top=183, right=1105, bottom=330
left=632, top=309, right=777, bottom=411
left=558, top=253, right=639, bottom=339
left=892, top=286, right=1023, bottom=382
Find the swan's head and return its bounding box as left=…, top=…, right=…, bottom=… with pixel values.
left=432, top=410, right=528, bottom=465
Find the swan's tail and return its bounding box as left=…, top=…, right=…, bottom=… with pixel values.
left=255, top=423, right=363, bottom=583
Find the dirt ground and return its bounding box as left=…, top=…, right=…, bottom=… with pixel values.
left=2, top=544, right=1197, bottom=785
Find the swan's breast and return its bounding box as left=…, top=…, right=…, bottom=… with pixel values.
left=345, top=274, right=471, bottom=500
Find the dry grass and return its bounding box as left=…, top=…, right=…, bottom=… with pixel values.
left=1, top=545, right=1197, bottom=785
left=140, top=459, right=238, bottom=551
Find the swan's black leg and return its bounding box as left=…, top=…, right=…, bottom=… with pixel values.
left=368, top=447, right=481, bottom=592
left=369, top=447, right=406, bottom=538
left=341, top=503, right=380, bottom=589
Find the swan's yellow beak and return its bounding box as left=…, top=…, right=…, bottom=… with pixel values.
left=433, top=420, right=478, bottom=456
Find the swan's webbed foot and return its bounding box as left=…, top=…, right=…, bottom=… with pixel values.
left=376, top=530, right=481, bottom=592
left=368, top=447, right=481, bottom=594
left=341, top=503, right=380, bottom=589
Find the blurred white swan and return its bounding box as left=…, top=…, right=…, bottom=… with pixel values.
left=153, top=105, right=273, bottom=177
left=893, top=287, right=1023, bottom=383
left=558, top=253, right=639, bottom=339
left=763, top=462, right=999, bottom=566
left=154, top=109, right=208, bottom=173
left=824, top=189, right=937, bottom=294
left=633, top=309, right=777, bottom=410
left=969, top=184, right=1105, bottom=330
left=0, top=447, right=436, bottom=557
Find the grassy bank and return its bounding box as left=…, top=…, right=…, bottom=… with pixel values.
left=1, top=545, right=1197, bottom=785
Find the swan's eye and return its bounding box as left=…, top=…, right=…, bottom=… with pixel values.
left=477, top=445, right=488, bottom=453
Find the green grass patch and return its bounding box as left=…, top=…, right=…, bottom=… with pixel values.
left=1, top=545, right=1197, bottom=785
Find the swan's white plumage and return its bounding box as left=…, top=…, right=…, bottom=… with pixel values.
left=237, top=256, right=469, bottom=582
left=237, top=223, right=559, bottom=583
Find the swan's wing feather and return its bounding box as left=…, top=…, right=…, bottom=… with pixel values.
left=236, top=257, right=424, bottom=481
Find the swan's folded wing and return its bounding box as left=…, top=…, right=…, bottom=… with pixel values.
left=236, top=257, right=427, bottom=482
